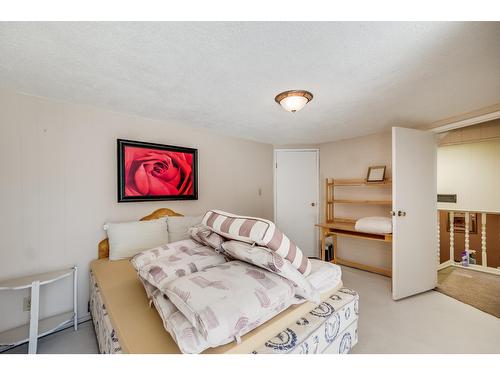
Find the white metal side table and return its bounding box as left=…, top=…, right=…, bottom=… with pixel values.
left=0, top=266, right=78, bottom=354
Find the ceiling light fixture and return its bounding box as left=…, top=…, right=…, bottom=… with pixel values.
left=275, top=90, right=313, bottom=113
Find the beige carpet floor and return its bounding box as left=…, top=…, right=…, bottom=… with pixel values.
left=4, top=266, right=500, bottom=354
left=436, top=266, right=500, bottom=318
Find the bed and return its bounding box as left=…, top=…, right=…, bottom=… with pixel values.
left=89, top=208, right=359, bottom=354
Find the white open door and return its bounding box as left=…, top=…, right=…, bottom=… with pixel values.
left=392, top=127, right=437, bottom=300
left=275, top=149, right=319, bottom=258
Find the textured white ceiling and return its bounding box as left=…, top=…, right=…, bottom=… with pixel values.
left=1, top=22, right=499, bottom=144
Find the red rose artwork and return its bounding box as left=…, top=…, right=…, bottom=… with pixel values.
left=118, top=140, right=197, bottom=202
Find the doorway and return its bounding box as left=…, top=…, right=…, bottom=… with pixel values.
left=433, top=117, right=500, bottom=317
left=274, top=149, right=319, bottom=258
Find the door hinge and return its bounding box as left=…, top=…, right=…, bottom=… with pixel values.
left=275, top=163, right=277, bottom=169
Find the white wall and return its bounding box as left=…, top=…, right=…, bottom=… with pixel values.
left=437, top=139, right=500, bottom=213
left=319, top=132, right=392, bottom=269
left=0, top=89, right=273, bottom=332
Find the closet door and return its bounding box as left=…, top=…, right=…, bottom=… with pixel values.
left=275, top=149, right=319, bottom=258
left=392, top=127, right=437, bottom=300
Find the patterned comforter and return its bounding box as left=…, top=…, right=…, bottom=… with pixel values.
left=161, top=261, right=298, bottom=353
left=130, top=237, right=346, bottom=354
left=130, top=239, right=319, bottom=353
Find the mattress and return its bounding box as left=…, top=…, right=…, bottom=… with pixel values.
left=253, top=287, right=359, bottom=354
left=89, top=257, right=351, bottom=354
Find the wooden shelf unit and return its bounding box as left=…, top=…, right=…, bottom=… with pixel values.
left=329, top=199, right=392, bottom=205
left=326, top=178, right=392, bottom=223
left=317, top=218, right=392, bottom=243
left=320, top=177, right=393, bottom=277
left=330, top=178, right=392, bottom=187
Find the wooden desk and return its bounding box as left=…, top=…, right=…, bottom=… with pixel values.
left=316, top=218, right=392, bottom=277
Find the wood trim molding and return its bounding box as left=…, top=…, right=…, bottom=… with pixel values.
left=97, top=208, right=183, bottom=259
left=423, top=102, right=500, bottom=133
left=437, top=118, right=500, bottom=146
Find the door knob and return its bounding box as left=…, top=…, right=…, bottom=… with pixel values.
left=397, top=210, right=406, bottom=217
left=311, top=203, right=316, bottom=207
left=390, top=210, right=396, bottom=216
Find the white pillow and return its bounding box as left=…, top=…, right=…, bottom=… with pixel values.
left=104, top=218, right=169, bottom=261
left=167, top=215, right=203, bottom=242
left=354, top=216, right=392, bottom=234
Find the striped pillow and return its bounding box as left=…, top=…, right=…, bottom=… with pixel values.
left=201, top=210, right=312, bottom=275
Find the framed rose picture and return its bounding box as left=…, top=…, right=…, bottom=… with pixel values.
left=117, top=139, right=198, bottom=202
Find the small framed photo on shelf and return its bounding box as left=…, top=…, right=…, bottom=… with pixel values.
left=366, top=165, right=386, bottom=182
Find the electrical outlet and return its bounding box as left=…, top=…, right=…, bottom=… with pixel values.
left=23, top=296, right=31, bottom=312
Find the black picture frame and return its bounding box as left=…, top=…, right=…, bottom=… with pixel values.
left=366, top=165, right=386, bottom=182
left=117, top=139, right=198, bottom=202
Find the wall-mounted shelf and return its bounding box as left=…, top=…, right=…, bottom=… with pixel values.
left=0, top=267, right=78, bottom=354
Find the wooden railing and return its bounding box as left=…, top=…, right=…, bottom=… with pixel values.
left=438, top=209, right=500, bottom=275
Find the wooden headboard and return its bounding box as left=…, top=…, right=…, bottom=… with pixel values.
left=97, top=208, right=183, bottom=259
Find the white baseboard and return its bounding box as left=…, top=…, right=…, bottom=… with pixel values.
left=438, top=261, right=500, bottom=275
left=452, top=263, right=500, bottom=275
left=437, top=260, right=452, bottom=270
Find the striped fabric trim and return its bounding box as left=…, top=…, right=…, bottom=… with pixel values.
left=206, top=212, right=219, bottom=228
left=239, top=219, right=257, bottom=237
left=220, top=217, right=235, bottom=233
left=202, top=210, right=312, bottom=275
